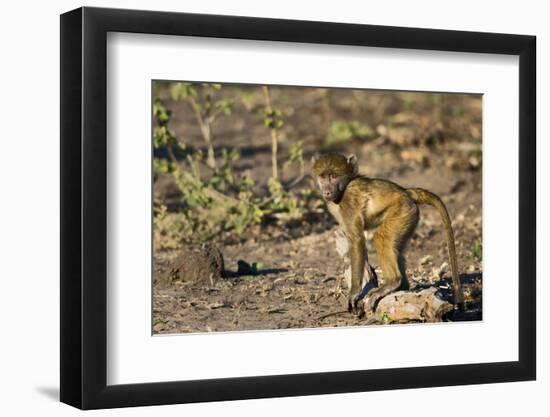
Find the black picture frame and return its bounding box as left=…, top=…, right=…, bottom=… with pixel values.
left=60, top=6, right=536, bottom=410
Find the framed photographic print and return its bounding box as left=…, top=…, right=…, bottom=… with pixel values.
left=60, top=6, right=536, bottom=410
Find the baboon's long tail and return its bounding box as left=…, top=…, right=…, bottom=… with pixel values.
left=406, top=187, right=464, bottom=309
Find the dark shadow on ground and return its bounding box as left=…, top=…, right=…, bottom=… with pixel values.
left=224, top=267, right=289, bottom=279
left=411, top=272, right=483, bottom=322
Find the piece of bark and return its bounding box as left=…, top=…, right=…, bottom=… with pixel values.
left=372, top=287, right=453, bottom=323
left=157, top=244, right=224, bottom=287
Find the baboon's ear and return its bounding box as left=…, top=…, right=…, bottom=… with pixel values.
left=311, top=153, right=320, bottom=165
left=347, top=154, right=358, bottom=174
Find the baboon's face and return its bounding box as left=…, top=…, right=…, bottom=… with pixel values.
left=311, top=153, right=358, bottom=203
left=316, top=172, right=349, bottom=202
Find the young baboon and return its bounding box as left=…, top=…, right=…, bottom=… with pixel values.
left=312, top=153, right=464, bottom=316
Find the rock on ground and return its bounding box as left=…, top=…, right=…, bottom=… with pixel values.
left=157, top=244, right=224, bottom=287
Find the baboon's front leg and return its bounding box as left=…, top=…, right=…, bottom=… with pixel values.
left=334, top=229, right=378, bottom=316
left=334, top=229, right=378, bottom=289
left=363, top=207, right=418, bottom=313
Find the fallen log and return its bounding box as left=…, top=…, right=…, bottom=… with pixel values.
left=372, top=287, right=453, bottom=323
left=317, top=287, right=453, bottom=323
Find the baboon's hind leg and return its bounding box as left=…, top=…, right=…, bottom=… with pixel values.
left=361, top=236, right=402, bottom=313
left=362, top=204, right=418, bottom=313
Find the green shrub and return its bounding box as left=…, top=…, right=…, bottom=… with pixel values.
left=325, top=120, right=374, bottom=145
left=472, top=241, right=482, bottom=261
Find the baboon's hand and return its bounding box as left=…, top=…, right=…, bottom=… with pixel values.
left=347, top=293, right=365, bottom=318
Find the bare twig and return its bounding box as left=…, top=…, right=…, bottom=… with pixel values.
left=262, top=85, right=279, bottom=180
left=189, top=96, right=216, bottom=170
left=284, top=173, right=312, bottom=190
left=316, top=309, right=349, bottom=321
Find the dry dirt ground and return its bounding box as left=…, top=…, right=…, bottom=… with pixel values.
left=152, top=86, right=483, bottom=334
